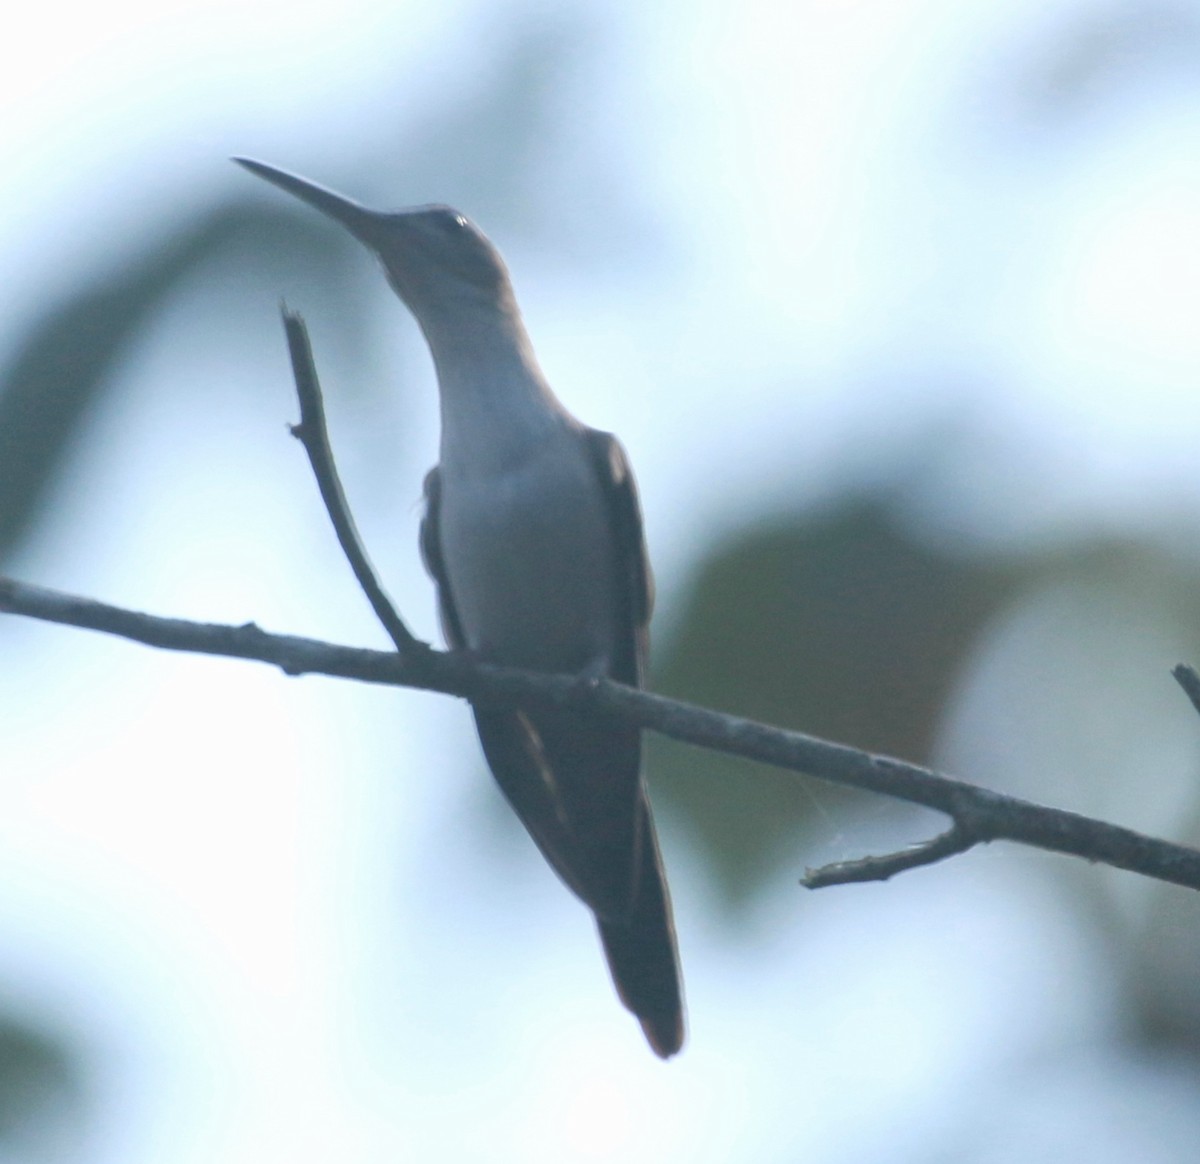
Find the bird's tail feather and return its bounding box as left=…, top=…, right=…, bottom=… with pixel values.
left=598, top=798, right=685, bottom=1058
left=473, top=706, right=685, bottom=1056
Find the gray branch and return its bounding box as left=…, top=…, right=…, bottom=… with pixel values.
left=5, top=574, right=1200, bottom=895
left=802, top=824, right=975, bottom=888
left=281, top=306, right=425, bottom=657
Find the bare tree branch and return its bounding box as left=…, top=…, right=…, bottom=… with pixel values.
left=803, top=825, right=974, bottom=888
left=6, top=573, right=1200, bottom=895
left=281, top=306, right=425, bottom=657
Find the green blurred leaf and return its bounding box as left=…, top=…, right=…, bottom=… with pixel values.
left=0, top=199, right=356, bottom=563
left=649, top=494, right=1021, bottom=909
left=0, top=1014, right=85, bottom=1159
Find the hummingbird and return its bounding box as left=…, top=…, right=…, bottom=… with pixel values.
left=235, top=158, right=684, bottom=1057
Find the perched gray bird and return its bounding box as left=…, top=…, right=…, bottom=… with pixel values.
left=235, top=158, right=684, bottom=1057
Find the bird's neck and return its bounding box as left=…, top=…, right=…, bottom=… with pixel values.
left=421, top=302, right=571, bottom=478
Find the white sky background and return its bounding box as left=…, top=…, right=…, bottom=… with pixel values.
left=7, top=0, right=1200, bottom=1160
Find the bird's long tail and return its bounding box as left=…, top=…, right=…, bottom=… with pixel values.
left=472, top=706, right=685, bottom=1056
left=597, top=797, right=685, bottom=1058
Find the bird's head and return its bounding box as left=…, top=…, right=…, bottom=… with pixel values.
left=233, top=158, right=516, bottom=326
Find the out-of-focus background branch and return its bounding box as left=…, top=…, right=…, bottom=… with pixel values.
left=7, top=2, right=1200, bottom=1161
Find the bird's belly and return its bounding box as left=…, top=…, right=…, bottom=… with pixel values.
left=439, top=457, right=618, bottom=672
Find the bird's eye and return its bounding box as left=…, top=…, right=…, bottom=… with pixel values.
left=430, top=209, right=467, bottom=233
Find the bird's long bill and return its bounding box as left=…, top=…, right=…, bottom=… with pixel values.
left=233, top=157, right=386, bottom=245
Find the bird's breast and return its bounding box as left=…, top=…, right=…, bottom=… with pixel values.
left=437, top=441, right=620, bottom=673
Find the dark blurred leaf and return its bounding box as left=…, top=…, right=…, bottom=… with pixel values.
left=0, top=199, right=357, bottom=564
left=0, top=1014, right=85, bottom=1160
left=649, top=494, right=1021, bottom=909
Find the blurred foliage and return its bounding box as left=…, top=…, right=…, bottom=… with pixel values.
left=648, top=493, right=1022, bottom=908
left=0, top=201, right=357, bottom=562
left=0, top=1015, right=85, bottom=1160
left=646, top=491, right=1200, bottom=917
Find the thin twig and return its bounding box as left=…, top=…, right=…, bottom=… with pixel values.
left=281, top=307, right=425, bottom=656
left=802, top=824, right=974, bottom=888
left=6, top=573, right=1200, bottom=895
